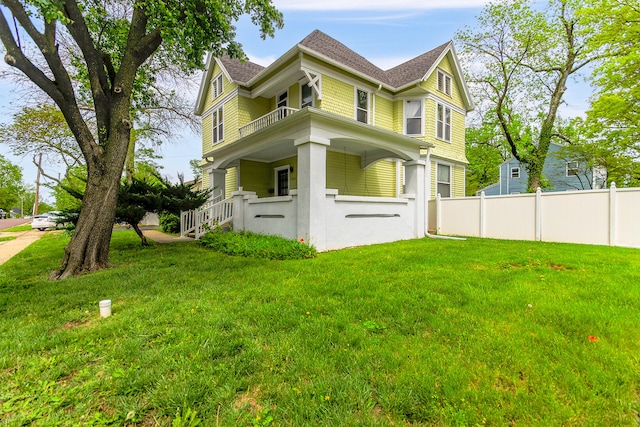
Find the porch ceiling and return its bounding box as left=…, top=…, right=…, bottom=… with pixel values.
left=205, top=107, right=431, bottom=169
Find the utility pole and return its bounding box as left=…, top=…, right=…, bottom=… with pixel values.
left=33, top=153, right=42, bottom=216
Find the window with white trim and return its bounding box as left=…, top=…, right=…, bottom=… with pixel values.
left=436, top=103, right=452, bottom=142
left=274, top=165, right=290, bottom=196
left=356, top=89, right=369, bottom=124
left=405, top=100, right=423, bottom=135
left=437, top=70, right=452, bottom=96
left=277, top=91, right=288, bottom=108
left=566, top=161, right=579, bottom=176
left=437, top=163, right=451, bottom=198
left=211, top=74, right=223, bottom=100
left=212, top=106, right=223, bottom=145
left=511, top=167, right=520, bottom=178
left=301, top=83, right=313, bottom=108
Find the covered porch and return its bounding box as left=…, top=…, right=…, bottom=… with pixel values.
left=198, top=107, right=432, bottom=251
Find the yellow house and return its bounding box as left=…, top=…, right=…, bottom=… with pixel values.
left=186, top=30, right=474, bottom=250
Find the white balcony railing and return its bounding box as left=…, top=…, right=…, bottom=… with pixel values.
left=238, top=107, right=299, bottom=138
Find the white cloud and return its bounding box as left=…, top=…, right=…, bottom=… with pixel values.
left=246, top=53, right=279, bottom=67
left=273, top=0, right=488, bottom=11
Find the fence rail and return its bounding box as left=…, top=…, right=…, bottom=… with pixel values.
left=429, top=183, right=640, bottom=248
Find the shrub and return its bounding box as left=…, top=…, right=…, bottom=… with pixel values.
left=198, top=230, right=317, bottom=260
left=160, top=213, right=180, bottom=234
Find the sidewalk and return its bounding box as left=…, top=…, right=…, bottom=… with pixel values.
left=0, top=230, right=44, bottom=266
left=143, top=229, right=193, bottom=244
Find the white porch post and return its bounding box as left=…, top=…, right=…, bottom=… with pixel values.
left=295, top=136, right=330, bottom=251
left=404, top=159, right=426, bottom=237
left=210, top=168, right=227, bottom=197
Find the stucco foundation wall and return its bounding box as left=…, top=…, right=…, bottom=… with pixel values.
left=243, top=196, right=297, bottom=240
left=325, top=193, right=416, bottom=250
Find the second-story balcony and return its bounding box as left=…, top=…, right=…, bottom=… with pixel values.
left=238, top=106, right=299, bottom=139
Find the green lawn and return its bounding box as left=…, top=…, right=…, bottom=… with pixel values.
left=1, top=231, right=638, bottom=426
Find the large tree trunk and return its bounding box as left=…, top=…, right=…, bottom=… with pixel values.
left=52, top=116, right=131, bottom=280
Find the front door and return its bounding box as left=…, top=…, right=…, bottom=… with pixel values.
left=275, top=166, right=289, bottom=196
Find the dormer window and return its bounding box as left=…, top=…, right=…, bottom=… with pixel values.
left=437, top=70, right=452, bottom=96
left=511, top=167, right=520, bottom=178
left=356, top=89, right=369, bottom=124
left=211, top=74, right=223, bottom=100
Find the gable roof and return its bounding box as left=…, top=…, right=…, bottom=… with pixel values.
left=195, top=30, right=474, bottom=115
left=218, top=56, right=264, bottom=85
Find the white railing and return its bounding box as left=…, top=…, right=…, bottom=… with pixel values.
left=179, top=190, right=228, bottom=238
left=194, top=196, right=234, bottom=239
left=238, top=107, right=299, bottom=138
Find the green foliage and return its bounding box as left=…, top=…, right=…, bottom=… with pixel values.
left=172, top=406, right=202, bottom=427
left=465, top=126, right=509, bottom=195
left=457, top=0, right=605, bottom=191
left=580, top=0, right=640, bottom=187
left=0, top=154, right=24, bottom=211
left=0, top=232, right=639, bottom=425
left=160, top=213, right=180, bottom=234
left=198, top=230, right=318, bottom=260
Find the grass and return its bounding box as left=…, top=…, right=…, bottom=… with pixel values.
left=0, top=231, right=638, bottom=426
left=0, top=236, right=17, bottom=243
left=1, top=224, right=32, bottom=232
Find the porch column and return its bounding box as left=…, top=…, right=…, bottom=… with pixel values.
left=295, top=136, right=330, bottom=251
left=209, top=168, right=227, bottom=198
left=404, top=159, right=426, bottom=237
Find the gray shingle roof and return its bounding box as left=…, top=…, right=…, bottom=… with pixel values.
left=218, top=56, right=264, bottom=85
left=299, top=30, right=451, bottom=88
left=218, top=30, right=451, bottom=90
left=298, top=30, right=393, bottom=85
left=385, top=41, right=450, bottom=87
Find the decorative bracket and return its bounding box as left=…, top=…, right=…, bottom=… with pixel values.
left=302, top=68, right=322, bottom=101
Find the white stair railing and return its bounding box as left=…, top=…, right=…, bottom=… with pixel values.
left=194, top=196, right=234, bottom=239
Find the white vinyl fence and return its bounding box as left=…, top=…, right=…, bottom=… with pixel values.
left=428, top=184, right=640, bottom=248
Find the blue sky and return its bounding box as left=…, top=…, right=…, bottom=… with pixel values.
left=0, top=0, right=591, bottom=202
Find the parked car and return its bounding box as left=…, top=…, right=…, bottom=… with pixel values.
left=31, top=212, right=66, bottom=231
left=0, top=209, right=5, bottom=219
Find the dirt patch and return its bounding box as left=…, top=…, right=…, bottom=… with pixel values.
left=233, top=387, right=263, bottom=413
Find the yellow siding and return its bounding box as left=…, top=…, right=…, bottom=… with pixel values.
left=239, top=160, right=272, bottom=198
left=203, top=62, right=236, bottom=112
left=452, top=165, right=466, bottom=198
left=237, top=95, right=270, bottom=128
left=326, top=151, right=396, bottom=197
left=374, top=95, right=393, bottom=131
left=202, top=114, right=213, bottom=154
left=288, top=83, right=300, bottom=109
left=320, top=75, right=356, bottom=120
left=225, top=167, right=238, bottom=198
left=420, top=55, right=465, bottom=108
left=238, top=157, right=297, bottom=198
left=202, top=170, right=211, bottom=190
left=392, top=99, right=404, bottom=134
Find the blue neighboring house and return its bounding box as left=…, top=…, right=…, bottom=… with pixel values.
left=479, top=142, right=606, bottom=195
